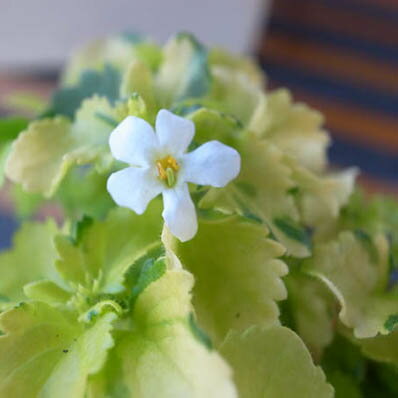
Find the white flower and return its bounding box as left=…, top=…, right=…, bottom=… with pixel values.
left=107, top=109, right=241, bottom=241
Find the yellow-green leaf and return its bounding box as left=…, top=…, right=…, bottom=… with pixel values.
left=177, top=215, right=287, bottom=344
left=116, top=269, right=237, bottom=397
left=220, top=325, right=334, bottom=398
left=305, top=232, right=398, bottom=338
left=0, top=302, right=116, bottom=398
left=0, top=220, right=61, bottom=309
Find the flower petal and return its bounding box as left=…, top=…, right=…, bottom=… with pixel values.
left=162, top=184, right=197, bottom=242
left=156, top=109, right=195, bottom=155
left=182, top=140, right=241, bottom=187
left=107, top=167, right=163, bottom=214
left=109, top=116, right=158, bottom=166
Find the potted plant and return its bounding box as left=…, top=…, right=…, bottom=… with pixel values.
left=0, top=32, right=397, bottom=397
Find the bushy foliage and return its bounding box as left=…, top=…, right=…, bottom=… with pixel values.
left=0, top=32, right=397, bottom=397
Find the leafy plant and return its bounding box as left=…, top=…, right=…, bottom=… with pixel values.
left=0, top=31, right=397, bottom=397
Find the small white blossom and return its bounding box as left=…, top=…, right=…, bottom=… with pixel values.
left=107, top=109, right=241, bottom=241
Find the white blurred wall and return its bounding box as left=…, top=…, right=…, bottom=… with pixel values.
left=0, top=0, right=269, bottom=69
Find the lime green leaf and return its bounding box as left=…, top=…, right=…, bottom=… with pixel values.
left=188, top=107, right=242, bottom=147
left=116, top=268, right=237, bottom=397
left=0, top=117, right=30, bottom=187
left=177, top=215, right=287, bottom=344
left=274, top=216, right=312, bottom=250
left=54, top=235, right=86, bottom=286
left=171, top=101, right=203, bottom=117
left=188, top=312, right=213, bottom=350
left=331, top=189, right=381, bottom=236
left=220, top=326, right=334, bottom=398
left=6, top=96, right=120, bottom=197
left=120, top=60, right=156, bottom=114
left=50, top=65, right=121, bottom=119
left=291, top=164, right=358, bottom=228
left=357, top=330, right=398, bottom=365
left=0, top=220, right=61, bottom=309
left=0, top=301, right=116, bottom=397
left=24, top=280, right=71, bottom=304
left=79, top=299, right=122, bottom=323
left=4, top=115, right=103, bottom=197
left=323, top=190, right=398, bottom=267
left=125, top=252, right=166, bottom=306
left=202, top=138, right=308, bottom=257
left=285, top=271, right=336, bottom=360
left=6, top=93, right=151, bottom=197
left=352, top=229, right=381, bottom=264
left=339, top=312, right=398, bottom=366
left=55, top=202, right=162, bottom=293
left=208, top=44, right=267, bottom=128
left=6, top=117, right=76, bottom=196
left=134, top=42, right=162, bottom=71
left=114, top=92, right=148, bottom=121
left=256, top=89, right=330, bottom=173
left=62, top=37, right=134, bottom=85
left=210, top=64, right=264, bottom=126
left=86, top=345, right=129, bottom=397
left=156, top=32, right=210, bottom=107
left=209, top=48, right=265, bottom=87
left=61, top=35, right=157, bottom=86
left=56, top=167, right=114, bottom=219
left=72, top=95, right=117, bottom=146
left=305, top=232, right=398, bottom=338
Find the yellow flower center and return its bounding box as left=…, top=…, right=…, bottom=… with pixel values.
left=156, top=155, right=179, bottom=187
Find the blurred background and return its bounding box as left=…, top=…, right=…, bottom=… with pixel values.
left=0, top=0, right=267, bottom=68
left=259, top=0, right=398, bottom=193
left=1, top=0, right=398, bottom=246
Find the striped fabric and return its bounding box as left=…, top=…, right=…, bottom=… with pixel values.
left=258, top=0, right=398, bottom=193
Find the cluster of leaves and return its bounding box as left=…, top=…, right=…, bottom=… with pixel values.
left=0, top=31, right=397, bottom=397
